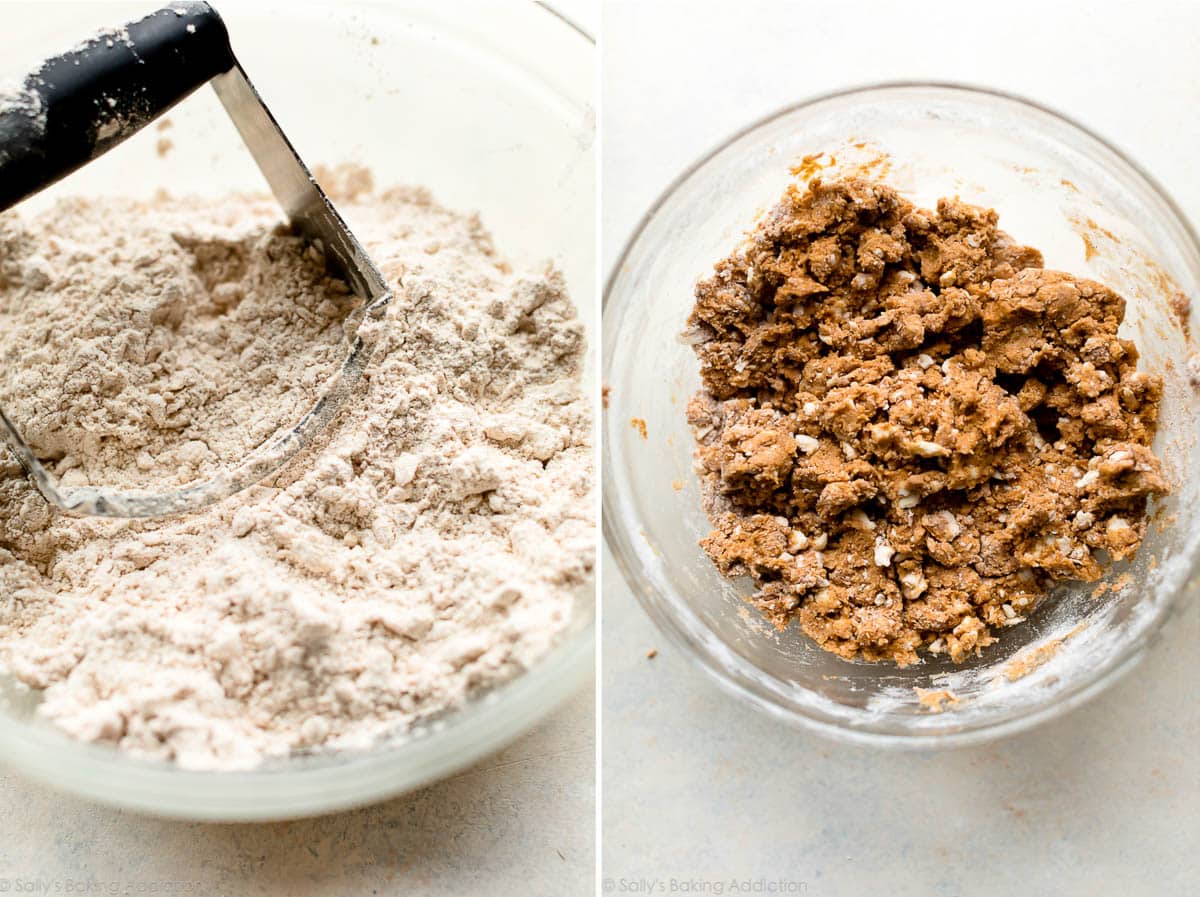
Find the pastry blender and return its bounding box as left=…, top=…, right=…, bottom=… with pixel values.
left=0, top=1, right=389, bottom=518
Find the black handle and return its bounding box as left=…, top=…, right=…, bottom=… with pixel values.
left=0, top=2, right=235, bottom=211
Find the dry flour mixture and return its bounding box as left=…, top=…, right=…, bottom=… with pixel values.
left=0, top=168, right=593, bottom=770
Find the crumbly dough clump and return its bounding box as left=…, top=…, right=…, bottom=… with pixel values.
left=686, top=177, right=1169, bottom=665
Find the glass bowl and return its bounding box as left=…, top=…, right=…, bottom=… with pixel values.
left=604, top=83, right=1200, bottom=747
left=0, top=0, right=594, bottom=819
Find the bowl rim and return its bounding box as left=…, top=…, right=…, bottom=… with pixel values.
left=0, top=605, right=594, bottom=821
left=602, top=79, right=1200, bottom=748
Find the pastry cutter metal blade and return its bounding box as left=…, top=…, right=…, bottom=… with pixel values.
left=0, top=1, right=390, bottom=519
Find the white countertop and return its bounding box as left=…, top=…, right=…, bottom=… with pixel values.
left=601, top=2, right=1200, bottom=894
left=603, top=549, right=1196, bottom=896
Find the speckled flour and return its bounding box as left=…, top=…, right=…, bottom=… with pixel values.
left=0, top=168, right=593, bottom=770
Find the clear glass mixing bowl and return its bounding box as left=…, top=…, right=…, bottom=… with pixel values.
left=604, top=83, right=1200, bottom=747
left=0, top=0, right=594, bottom=819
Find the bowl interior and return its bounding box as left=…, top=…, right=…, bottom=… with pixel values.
left=604, top=84, right=1200, bottom=743
left=0, top=0, right=595, bottom=818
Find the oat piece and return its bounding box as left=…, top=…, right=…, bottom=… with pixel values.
left=685, top=177, right=1168, bottom=665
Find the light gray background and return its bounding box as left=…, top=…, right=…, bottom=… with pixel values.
left=602, top=2, right=1200, bottom=895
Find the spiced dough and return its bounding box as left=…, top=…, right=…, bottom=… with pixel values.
left=0, top=172, right=593, bottom=769
left=685, top=177, right=1168, bottom=665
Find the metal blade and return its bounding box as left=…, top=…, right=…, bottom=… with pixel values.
left=0, top=66, right=391, bottom=519
left=211, top=66, right=388, bottom=305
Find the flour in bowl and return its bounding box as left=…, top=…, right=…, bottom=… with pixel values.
left=0, top=167, right=593, bottom=770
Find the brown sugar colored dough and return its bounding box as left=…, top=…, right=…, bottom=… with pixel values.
left=685, top=177, right=1169, bottom=665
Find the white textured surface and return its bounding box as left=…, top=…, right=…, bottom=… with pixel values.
left=602, top=2, right=1200, bottom=894
left=604, top=547, right=1197, bottom=895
